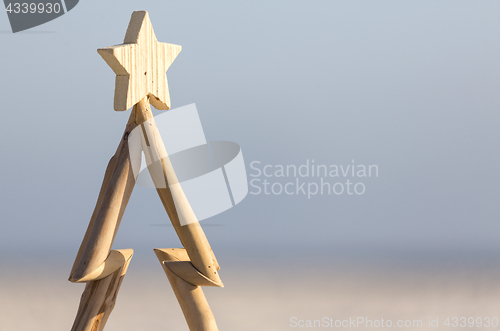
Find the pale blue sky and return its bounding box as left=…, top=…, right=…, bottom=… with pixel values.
left=1, top=1, right=500, bottom=266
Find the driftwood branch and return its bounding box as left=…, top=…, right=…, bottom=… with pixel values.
left=70, top=249, right=133, bottom=331
left=70, top=109, right=138, bottom=282
left=154, top=248, right=220, bottom=331
left=135, top=98, right=222, bottom=285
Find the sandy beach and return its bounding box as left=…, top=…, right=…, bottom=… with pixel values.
left=1, top=248, right=499, bottom=331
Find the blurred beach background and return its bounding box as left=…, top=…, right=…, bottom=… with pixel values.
left=1, top=1, right=500, bottom=330
left=2, top=245, right=500, bottom=330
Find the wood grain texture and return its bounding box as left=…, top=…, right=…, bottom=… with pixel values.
left=74, top=249, right=134, bottom=283
left=152, top=248, right=222, bottom=287
left=70, top=250, right=133, bottom=331
left=98, top=11, right=181, bottom=111
left=154, top=249, right=219, bottom=331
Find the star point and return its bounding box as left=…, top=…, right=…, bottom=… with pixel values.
left=97, top=11, right=181, bottom=111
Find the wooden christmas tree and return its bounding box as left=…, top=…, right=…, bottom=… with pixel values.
left=69, top=11, right=222, bottom=331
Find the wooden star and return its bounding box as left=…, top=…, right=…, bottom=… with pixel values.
left=98, top=11, right=181, bottom=111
